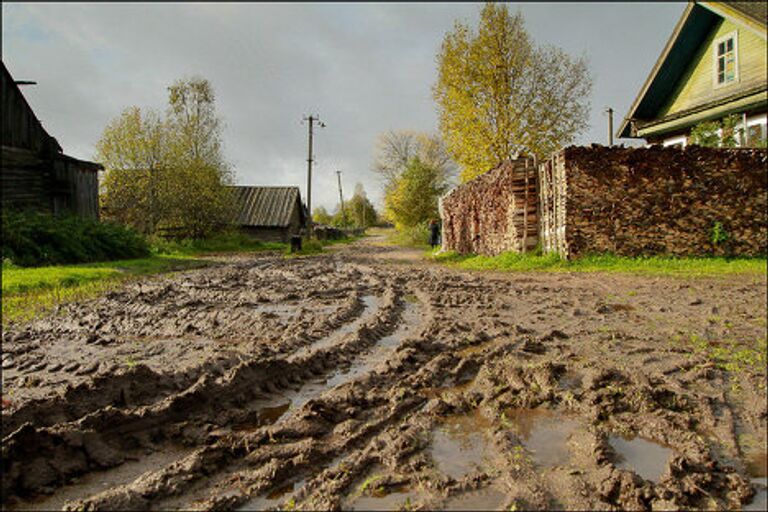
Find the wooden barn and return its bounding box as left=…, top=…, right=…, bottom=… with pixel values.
left=229, top=186, right=307, bottom=242
left=1, top=60, right=102, bottom=219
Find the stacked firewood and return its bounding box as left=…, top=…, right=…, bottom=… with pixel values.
left=544, top=145, right=768, bottom=258
left=442, top=158, right=538, bottom=255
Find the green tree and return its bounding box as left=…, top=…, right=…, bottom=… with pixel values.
left=343, top=183, right=377, bottom=228
left=96, top=107, right=170, bottom=234
left=434, top=3, right=592, bottom=182
left=313, top=206, right=333, bottom=225
left=384, top=157, right=448, bottom=230
left=97, top=77, right=234, bottom=238
left=689, top=114, right=743, bottom=148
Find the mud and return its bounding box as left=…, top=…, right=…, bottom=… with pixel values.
left=2, top=236, right=766, bottom=510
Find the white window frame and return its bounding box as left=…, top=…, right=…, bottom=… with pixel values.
left=663, top=135, right=687, bottom=148
left=713, top=31, right=739, bottom=88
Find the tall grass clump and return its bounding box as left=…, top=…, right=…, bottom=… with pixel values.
left=1, top=209, right=149, bottom=267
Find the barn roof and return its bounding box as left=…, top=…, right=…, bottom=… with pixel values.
left=1, top=60, right=62, bottom=153
left=229, top=186, right=306, bottom=228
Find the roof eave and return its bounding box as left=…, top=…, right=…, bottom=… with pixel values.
left=698, top=2, right=767, bottom=39
left=617, top=2, right=697, bottom=139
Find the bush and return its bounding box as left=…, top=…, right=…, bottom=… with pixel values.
left=389, top=222, right=431, bottom=248
left=1, top=209, right=149, bottom=267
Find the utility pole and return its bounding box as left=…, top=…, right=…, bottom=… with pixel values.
left=606, top=107, right=614, bottom=147
left=336, top=170, right=347, bottom=227
left=302, top=114, right=325, bottom=238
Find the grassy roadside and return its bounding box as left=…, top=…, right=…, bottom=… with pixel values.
left=2, top=235, right=287, bottom=326
left=368, top=226, right=431, bottom=250
left=430, top=250, right=768, bottom=278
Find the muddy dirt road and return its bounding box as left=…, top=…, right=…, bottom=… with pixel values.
left=2, top=235, right=767, bottom=510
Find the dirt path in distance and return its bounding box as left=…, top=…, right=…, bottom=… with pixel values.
left=2, top=236, right=766, bottom=511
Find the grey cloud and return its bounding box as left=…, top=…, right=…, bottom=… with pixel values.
left=3, top=2, right=685, bottom=210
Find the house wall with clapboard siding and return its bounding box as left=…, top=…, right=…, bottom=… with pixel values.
left=661, top=19, right=767, bottom=118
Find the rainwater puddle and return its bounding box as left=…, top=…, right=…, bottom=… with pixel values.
left=430, top=409, right=493, bottom=479
left=421, top=379, right=475, bottom=400
left=746, top=450, right=767, bottom=478
left=324, top=300, right=419, bottom=389
left=502, top=408, right=578, bottom=468
left=238, top=297, right=419, bottom=429
left=233, top=402, right=292, bottom=431
left=609, top=435, right=673, bottom=482
left=743, top=478, right=768, bottom=511
left=347, top=487, right=421, bottom=511
left=288, top=295, right=380, bottom=361
left=457, top=338, right=503, bottom=358
left=5, top=447, right=193, bottom=511
left=237, top=479, right=305, bottom=511
left=442, top=485, right=508, bottom=511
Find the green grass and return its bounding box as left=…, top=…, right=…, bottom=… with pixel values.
left=430, top=250, right=767, bottom=278
left=371, top=226, right=430, bottom=249
left=678, top=333, right=768, bottom=374
left=1, top=255, right=210, bottom=325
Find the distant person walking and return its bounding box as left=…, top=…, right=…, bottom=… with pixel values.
left=429, top=218, right=441, bottom=249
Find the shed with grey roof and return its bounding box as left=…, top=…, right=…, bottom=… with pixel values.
left=228, top=185, right=307, bottom=242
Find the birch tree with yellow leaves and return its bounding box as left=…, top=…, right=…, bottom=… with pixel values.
left=434, top=3, right=592, bottom=182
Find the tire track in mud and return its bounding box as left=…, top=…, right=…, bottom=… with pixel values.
left=57, top=285, right=438, bottom=512
left=2, top=277, right=412, bottom=510
left=3, top=244, right=766, bottom=511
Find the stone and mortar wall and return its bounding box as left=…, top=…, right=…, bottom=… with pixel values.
left=442, top=158, right=538, bottom=255
left=540, top=145, right=768, bottom=258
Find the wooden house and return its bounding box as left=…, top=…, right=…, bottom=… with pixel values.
left=618, top=1, right=767, bottom=147
left=228, top=186, right=307, bottom=242
left=1, top=60, right=102, bottom=219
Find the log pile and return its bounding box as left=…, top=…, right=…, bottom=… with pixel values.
left=542, top=145, right=768, bottom=258
left=442, top=158, right=538, bottom=255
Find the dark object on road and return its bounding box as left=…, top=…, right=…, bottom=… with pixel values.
left=429, top=219, right=441, bottom=249
left=290, top=235, right=303, bottom=253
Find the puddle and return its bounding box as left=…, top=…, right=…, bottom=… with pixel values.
left=237, top=479, right=305, bottom=511
left=324, top=301, right=419, bottom=389
left=348, top=487, right=421, bottom=511
left=456, top=338, right=504, bottom=358
left=238, top=298, right=419, bottom=428
left=421, top=379, right=475, bottom=400
left=557, top=370, right=583, bottom=390
left=608, top=434, right=673, bottom=482
left=289, top=295, right=380, bottom=361
left=746, top=450, right=767, bottom=478
left=430, top=409, right=493, bottom=479
left=743, top=478, right=768, bottom=511
left=442, top=485, right=508, bottom=511
left=233, top=402, right=291, bottom=431
left=502, top=408, right=578, bottom=468
left=5, top=447, right=193, bottom=511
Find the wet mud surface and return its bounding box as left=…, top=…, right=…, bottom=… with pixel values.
left=2, top=237, right=767, bottom=510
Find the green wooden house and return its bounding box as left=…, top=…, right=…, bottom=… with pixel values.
left=618, top=1, right=767, bottom=147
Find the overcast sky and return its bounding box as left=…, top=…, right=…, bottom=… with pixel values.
left=2, top=2, right=686, bottom=210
